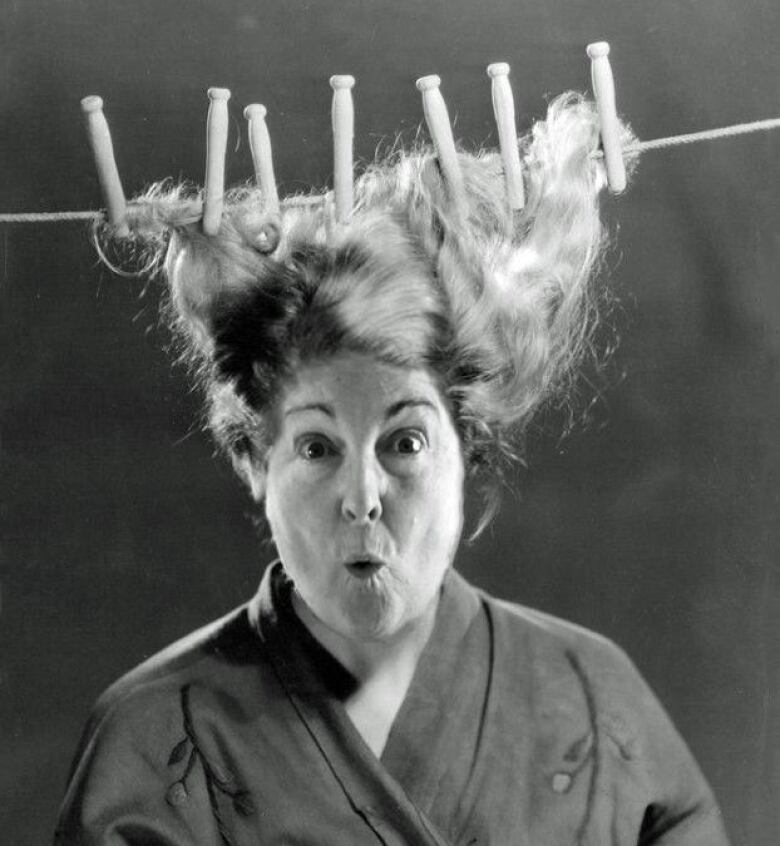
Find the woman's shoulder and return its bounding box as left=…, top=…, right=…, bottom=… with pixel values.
left=474, top=587, right=661, bottom=718
left=57, top=603, right=278, bottom=842
left=478, top=585, right=621, bottom=649
left=481, top=589, right=634, bottom=665
left=85, top=602, right=273, bottom=742
left=471, top=588, right=730, bottom=843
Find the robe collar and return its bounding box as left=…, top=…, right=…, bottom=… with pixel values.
left=248, top=560, right=482, bottom=702
left=246, top=561, right=486, bottom=846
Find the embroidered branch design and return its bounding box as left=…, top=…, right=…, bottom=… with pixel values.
left=564, top=650, right=600, bottom=846
left=553, top=726, right=596, bottom=792
left=166, top=685, right=255, bottom=845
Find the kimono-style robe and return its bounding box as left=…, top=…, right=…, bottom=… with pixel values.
left=55, top=562, right=730, bottom=845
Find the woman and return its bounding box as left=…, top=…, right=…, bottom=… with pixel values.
left=56, top=93, right=730, bottom=844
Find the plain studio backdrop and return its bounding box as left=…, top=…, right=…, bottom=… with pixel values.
left=1, top=1, right=778, bottom=843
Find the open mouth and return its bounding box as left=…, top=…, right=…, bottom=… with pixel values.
left=345, top=558, right=385, bottom=579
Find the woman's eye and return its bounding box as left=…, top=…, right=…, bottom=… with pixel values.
left=390, top=430, right=425, bottom=455
left=297, top=437, right=335, bottom=460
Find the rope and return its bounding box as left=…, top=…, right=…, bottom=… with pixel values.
left=628, top=116, right=780, bottom=153
left=0, top=194, right=328, bottom=224
left=0, top=210, right=102, bottom=223
left=1, top=118, right=777, bottom=224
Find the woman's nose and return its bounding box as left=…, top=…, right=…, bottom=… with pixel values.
left=340, top=454, right=384, bottom=525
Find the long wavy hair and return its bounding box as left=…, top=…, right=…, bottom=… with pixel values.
left=102, top=92, right=636, bottom=533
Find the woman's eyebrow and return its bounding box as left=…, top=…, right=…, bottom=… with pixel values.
left=284, top=402, right=334, bottom=418
left=385, top=398, right=439, bottom=420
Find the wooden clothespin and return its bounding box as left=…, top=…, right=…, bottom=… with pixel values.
left=487, top=63, right=524, bottom=210
left=244, top=104, right=280, bottom=214
left=202, top=87, right=231, bottom=235
left=80, top=96, right=129, bottom=236
left=415, top=75, right=467, bottom=219
left=330, top=75, right=355, bottom=224
left=586, top=42, right=626, bottom=193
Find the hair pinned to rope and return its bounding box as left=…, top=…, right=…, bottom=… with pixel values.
left=70, top=75, right=631, bottom=523
left=2, top=40, right=776, bottom=228
left=1, top=40, right=774, bottom=531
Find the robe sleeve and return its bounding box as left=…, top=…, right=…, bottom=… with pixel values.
left=581, top=637, right=732, bottom=846
left=633, top=680, right=730, bottom=846
left=54, top=683, right=225, bottom=846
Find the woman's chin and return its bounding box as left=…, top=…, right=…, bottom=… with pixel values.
left=335, top=593, right=406, bottom=642
left=294, top=567, right=435, bottom=645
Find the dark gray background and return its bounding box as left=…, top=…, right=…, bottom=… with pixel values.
left=1, top=1, right=778, bottom=843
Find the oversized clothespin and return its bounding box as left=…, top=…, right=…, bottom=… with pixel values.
left=330, top=75, right=355, bottom=224
left=486, top=63, right=525, bottom=210
left=244, top=104, right=280, bottom=214
left=586, top=42, right=626, bottom=193
left=415, top=75, right=467, bottom=219
left=203, top=87, right=231, bottom=235
left=80, top=96, right=129, bottom=236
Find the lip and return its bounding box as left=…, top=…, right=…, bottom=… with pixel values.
left=343, top=553, right=386, bottom=579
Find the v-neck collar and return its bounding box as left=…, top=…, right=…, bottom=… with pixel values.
left=249, top=562, right=489, bottom=846
left=378, top=567, right=489, bottom=823
left=380, top=564, right=482, bottom=765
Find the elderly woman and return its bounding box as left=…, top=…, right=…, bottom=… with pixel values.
left=56, top=93, right=729, bottom=845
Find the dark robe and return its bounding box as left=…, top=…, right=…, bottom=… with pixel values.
left=55, top=563, right=730, bottom=845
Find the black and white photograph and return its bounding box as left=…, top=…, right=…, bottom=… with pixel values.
left=1, top=1, right=778, bottom=843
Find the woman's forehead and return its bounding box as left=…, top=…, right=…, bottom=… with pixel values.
left=279, top=352, right=445, bottom=418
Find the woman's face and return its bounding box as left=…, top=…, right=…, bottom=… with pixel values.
left=260, top=351, right=465, bottom=642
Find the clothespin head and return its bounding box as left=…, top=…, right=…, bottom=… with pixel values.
left=329, top=75, right=355, bottom=225
left=486, top=62, right=525, bottom=210
left=202, top=87, right=231, bottom=236
left=415, top=75, right=467, bottom=219
left=80, top=95, right=129, bottom=236
left=586, top=42, right=626, bottom=193
left=244, top=104, right=280, bottom=215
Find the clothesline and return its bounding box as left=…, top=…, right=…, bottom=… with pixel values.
left=1, top=116, right=778, bottom=225
left=621, top=116, right=780, bottom=153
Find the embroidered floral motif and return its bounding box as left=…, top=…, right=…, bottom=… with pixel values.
left=551, top=771, right=573, bottom=794
left=549, top=728, right=595, bottom=793
left=166, top=685, right=256, bottom=845
left=550, top=654, right=644, bottom=844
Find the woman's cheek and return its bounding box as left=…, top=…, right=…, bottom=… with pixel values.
left=391, top=467, right=431, bottom=505
left=289, top=462, right=333, bottom=499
